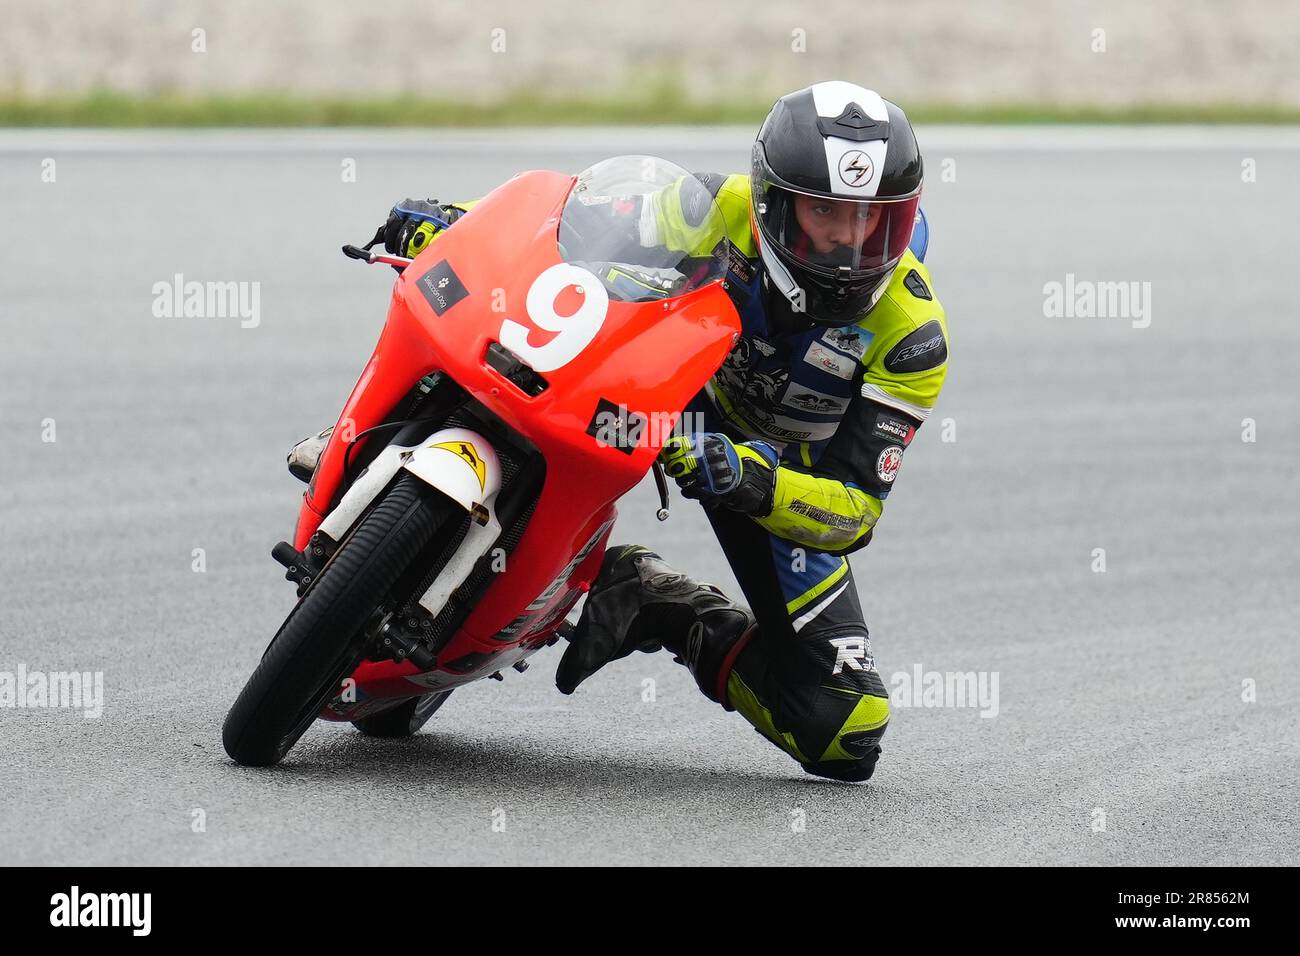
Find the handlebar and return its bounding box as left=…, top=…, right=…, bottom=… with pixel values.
left=341, top=244, right=413, bottom=269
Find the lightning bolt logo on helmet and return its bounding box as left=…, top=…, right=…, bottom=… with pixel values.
left=838, top=150, right=874, bottom=188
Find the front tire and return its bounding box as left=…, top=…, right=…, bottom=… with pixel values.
left=223, top=475, right=458, bottom=766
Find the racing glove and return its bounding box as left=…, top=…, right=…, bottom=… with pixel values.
left=659, top=433, right=777, bottom=517
left=383, top=198, right=467, bottom=257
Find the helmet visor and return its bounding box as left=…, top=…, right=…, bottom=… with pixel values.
left=755, top=182, right=920, bottom=279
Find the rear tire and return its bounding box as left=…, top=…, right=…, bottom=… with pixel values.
left=223, top=475, right=458, bottom=767
left=352, top=690, right=454, bottom=738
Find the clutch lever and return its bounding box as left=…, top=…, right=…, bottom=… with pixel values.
left=341, top=224, right=413, bottom=270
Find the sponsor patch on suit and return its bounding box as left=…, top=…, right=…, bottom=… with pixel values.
left=783, top=385, right=850, bottom=416
left=820, top=326, right=871, bottom=359
left=804, top=341, right=856, bottom=380
left=871, top=411, right=916, bottom=445
left=876, top=445, right=903, bottom=483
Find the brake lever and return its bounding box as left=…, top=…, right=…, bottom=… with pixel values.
left=363, top=223, right=386, bottom=251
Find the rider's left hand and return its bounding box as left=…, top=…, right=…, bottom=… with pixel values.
left=382, top=198, right=464, bottom=257
left=659, top=433, right=778, bottom=516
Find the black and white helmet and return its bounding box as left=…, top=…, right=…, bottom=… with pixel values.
left=751, top=81, right=923, bottom=323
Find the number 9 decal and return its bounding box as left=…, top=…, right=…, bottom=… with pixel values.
left=500, top=263, right=608, bottom=373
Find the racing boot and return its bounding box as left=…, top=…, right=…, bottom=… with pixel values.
left=556, top=544, right=755, bottom=702
left=286, top=425, right=333, bottom=483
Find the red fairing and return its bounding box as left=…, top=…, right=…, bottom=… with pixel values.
left=294, top=170, right=740, bottom=714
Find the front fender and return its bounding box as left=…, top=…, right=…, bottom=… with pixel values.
left=400, top=427, right=502, bottom=511
left=316, top=427, right=501, bottom=545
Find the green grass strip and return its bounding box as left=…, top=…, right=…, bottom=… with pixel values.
left=3, top=88, right=1299, bottom=127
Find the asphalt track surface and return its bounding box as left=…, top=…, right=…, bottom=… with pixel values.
left=1, top=127, right=1297, bottom=865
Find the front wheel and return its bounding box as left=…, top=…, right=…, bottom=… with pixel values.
left=223, top=475, right=459, bottom=766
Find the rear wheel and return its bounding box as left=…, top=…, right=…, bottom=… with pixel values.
left=223, top=475, right=459, bottom=767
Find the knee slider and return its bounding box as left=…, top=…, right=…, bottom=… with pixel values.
left=801, top=745, right=882, bottom=783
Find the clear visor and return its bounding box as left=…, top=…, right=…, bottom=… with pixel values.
left=756, top=181, right=920, bottom=278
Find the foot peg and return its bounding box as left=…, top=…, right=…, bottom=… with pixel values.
left=272, top=540, right=315, bottom=593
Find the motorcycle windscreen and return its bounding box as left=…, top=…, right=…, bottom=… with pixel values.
left=557, top=155, right=729, bottom=303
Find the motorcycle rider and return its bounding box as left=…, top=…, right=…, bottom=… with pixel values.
left=290, top=81, right=948, bottom=782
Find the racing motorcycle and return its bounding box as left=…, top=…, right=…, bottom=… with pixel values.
left=222, top=156, right=741, bottom=766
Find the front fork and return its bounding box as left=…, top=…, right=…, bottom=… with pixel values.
left=274, top=424, right=503, bottom=621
